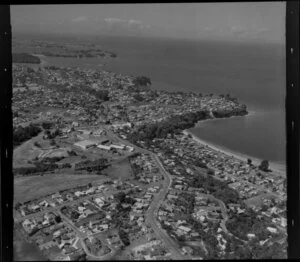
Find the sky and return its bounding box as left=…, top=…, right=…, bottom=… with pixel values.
left=11, top=2, right=285, bottom=43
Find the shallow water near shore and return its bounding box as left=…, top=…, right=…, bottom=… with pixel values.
left=190, top=108, right=285, bottom=163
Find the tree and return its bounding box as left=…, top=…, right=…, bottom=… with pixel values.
left=15, top=202, right=21, bottom=210
left=259, top=160, right=269, bottom=172
left=50, top=139, right=56, bottom=146
left=133, top=76, right=151, bottom=87
left=247, top=158, right=252, bottom=165
left=42, top=122, right=53, bottom=130
left=44, top=130, right=51, bottom=136
left=133, top=93, right=144, bottom=102
left=55, top=215, right=62, bottom=223
left=207, top=168, right=215, bottom=175
left=115, top=191, right=126, bottom=203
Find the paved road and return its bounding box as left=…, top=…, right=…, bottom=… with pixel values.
left=106, top=130, right=189, bottom=259
left=145, top=158, right=185, bottom=260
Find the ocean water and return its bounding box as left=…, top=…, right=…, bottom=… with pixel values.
left=15, top=33, right=286, bottom=163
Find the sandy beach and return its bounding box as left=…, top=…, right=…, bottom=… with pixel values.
left=183, top=129, right=286, bottom=177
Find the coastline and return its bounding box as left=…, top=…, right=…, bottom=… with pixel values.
left=183, top=129, right=286, bottom=177
left=27, top=53, right=285, bottom=177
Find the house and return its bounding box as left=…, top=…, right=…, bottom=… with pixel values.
left=178, top=226, right=192, bottom=233
left=247, top=233, right=256, bottom=240
left=182, top=246, right=193, bottom=255
left=74, top=191, right=85, bottom=197
left=53, top=230, right=61, bottom=238
left=72, top=121, right=79, bottom=127
left=94, top=198, right=104, bottom=207
left=267, top=227, right=278, bottom=234
left=110, top=144, right=125, bottom=150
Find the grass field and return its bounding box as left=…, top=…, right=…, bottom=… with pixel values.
left=105, top=157, right=133, bottom=181
left=14, top=173, right=106, bottom=203
left=244, top=192, right=276, bottom=207
left=13, top=134, right=44, bottom=168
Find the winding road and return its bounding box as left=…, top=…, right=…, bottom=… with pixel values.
left=106, top=129, right=191, bottom=259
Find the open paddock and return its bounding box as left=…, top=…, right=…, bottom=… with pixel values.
left=14, top=173, right=106, bottom=203
left=13, top=134, right=44, bottom=168
left=105, top=157, right=133, bottom=181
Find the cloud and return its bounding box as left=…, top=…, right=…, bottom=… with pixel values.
left=104, top=17, right=127, bottom=24
left=128, top=19, right=143, bottom=25
left=230, top=26, right=245, bottom=34
left=103, top=17, right=150, bottom=30
left=229, top=26, right=270, bottom=40
left=71, top=16, right=88, bottom=22
left=203, top=26, right=214, bottom=32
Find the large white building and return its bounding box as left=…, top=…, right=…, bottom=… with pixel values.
left=74, top=140, right=96, bottom=150
left=97, top=144, right=111, bottom=150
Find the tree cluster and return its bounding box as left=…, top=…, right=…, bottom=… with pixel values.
left=85, top=88, right=109, bottom=101
left=12, top=53, right=41, bottom=64
left=74, top=158, right=109, bottom=172
left=133, top=93, right=144, bottom=102
left=259, top=160, right=269, bottom=172
left=44, top=128, right=62, bottom=139
left=119, top=229, right=130, bottom=246
left=212, top=107, right=248, bottom=118
left=13, top=124, right=42, bottom=147
left=191, top=174, right=240, bottom=204
left=14, top=156, right=67, bottom=176
left=128, top=111, right=210, bottom=143
left=133, top=76, right=151, bottom=87
left=226, top=208, right=271, bottom=241
left=41, top=122, right=53, bottom=130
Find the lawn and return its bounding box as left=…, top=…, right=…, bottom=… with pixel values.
left=105, top=157, right=133, bottom=181
left=14, top=173, right=106, bottom=203
left=13, top=133, right=44, bottom=168
left=244, top=192, right=275, bottom=207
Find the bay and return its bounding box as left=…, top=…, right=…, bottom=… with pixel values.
left=14, top=33, right=286, bottom=163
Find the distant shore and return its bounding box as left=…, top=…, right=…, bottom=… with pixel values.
left=183, top=129, right=286, bottom=177
left=32, top=54, right=48, bottom=66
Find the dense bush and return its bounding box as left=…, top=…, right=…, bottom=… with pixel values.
left=85, top=88, right=109, bottom=101
left=128, top=111, right=210, bottom=143
left=191, top=175, right=240, bottom=204
left=259, top=160, right=269, bottom=172
left=226, top=208, right=271, bottom=241
left=119, top=229, right=130, bottom=246
left=41, top=122, right=53, bottom=130
left=74, top=158, right=109, bottom=172
left=133, top=76, right=151, bottom=86
left=133, top=93, right=144, bottom=102
left=13, top=124, right=42, bottom=147
left=12, top=53, right=41, bottom=64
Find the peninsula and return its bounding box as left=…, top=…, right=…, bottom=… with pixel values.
left=13, top=59, right=286, bottom=260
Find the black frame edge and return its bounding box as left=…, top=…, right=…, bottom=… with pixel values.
left=286, top=0, right=300, bottom=260
left=0, top=4, right=13, bottom=262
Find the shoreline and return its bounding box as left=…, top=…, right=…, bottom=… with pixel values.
left=183, top=129, right=286, bottom=177
left=22, top=54, right=285, bottom=176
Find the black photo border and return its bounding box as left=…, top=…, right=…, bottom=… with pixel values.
left=1, top=1, right=299, bottom=261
